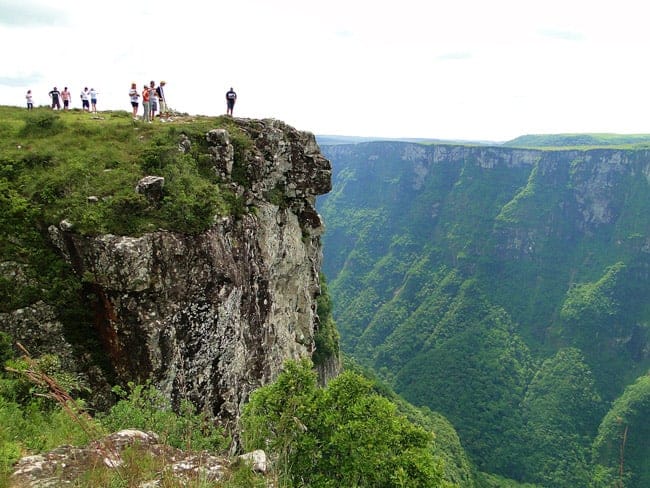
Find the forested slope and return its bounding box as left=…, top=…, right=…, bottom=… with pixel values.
left=318, top=141, right=650, bottom=486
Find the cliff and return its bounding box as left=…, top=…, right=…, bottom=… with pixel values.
left=0, top=110, right=338, bottom=428
left=317, top=140, right=650, bottom=482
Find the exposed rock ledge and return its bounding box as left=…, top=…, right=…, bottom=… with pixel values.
left=10, top=429, right=267, bottom=486
left=42, top=118, right=338, bottom=428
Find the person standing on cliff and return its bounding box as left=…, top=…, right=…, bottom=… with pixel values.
left=80, top=87, right=90, bottom=111
left=129, top=82, right=140, bottom=120
left=142, top=84, right=151, bottom=122
left=225, top=87, right=237, bottom=116
left=156, top=81, right=167, bottom=116
left=149, top=81, right=158, bottom=120
left=49, top=87, right=61, bottom=110
left=61, top=87, right=71, bottom=110
left=89, top=88, right=98, bottom=113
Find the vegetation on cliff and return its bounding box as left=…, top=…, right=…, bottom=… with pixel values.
left=318, top=140, right=650, bottom=486
left=0, top=106, right=251, bottom=237
left=0, top=105, right=254, bottom=312
left=242, top=358, right=447, bottom=487
left=504, top=132, right=650, bottom=148
left=0, top=341, right=472, bottom=487
left=0, top=343, right=258, bottom=486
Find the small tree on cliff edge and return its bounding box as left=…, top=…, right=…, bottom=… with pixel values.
left=241, top=358, right=446, bottom=487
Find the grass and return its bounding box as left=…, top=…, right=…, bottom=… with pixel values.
left=0, top=349, right=266, bottom=487
left=0, top=105, right=251, bottom=237
left=504, top=132, right=650, bottom=149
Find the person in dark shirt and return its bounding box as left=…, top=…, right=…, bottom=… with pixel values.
left=225, top=87, right=237, bottom=116
left=49, top=87, right=61, bottom=110
left=156, top=81, right=167, bottom=116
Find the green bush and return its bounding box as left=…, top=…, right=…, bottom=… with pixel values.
left=20, top=111, right=64, bottom=137
left=313, top=274, right=340, bottom=366
left=99, top=382, right=230, bottom=452
left=242, top=359, right=445, bottom=487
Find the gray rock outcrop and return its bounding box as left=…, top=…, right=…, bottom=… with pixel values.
left=10, top=430, right=232, bottom=486
left=45, top=118, right=337, bottom=428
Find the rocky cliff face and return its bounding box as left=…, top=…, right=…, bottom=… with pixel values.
left=318, top=140, right=650, bottom=382
left=322, top=142, right=650, bottom=262
left=37, top=118, right=336, bottom=426
left=317, top=140, right=650, bottom=481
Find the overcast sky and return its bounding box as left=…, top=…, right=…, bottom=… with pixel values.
left=1, top=0, right=649, bottom=141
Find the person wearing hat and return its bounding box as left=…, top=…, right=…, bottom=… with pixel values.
left=156, top=81, right=167, bottom=116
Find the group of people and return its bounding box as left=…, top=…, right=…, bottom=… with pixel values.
left=129, top=81, right=167, bottom=122
left=33, top=87, right=98, bottom=112
left=25, top=82, right=238, bottom=119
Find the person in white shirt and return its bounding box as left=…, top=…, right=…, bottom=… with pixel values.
left=80, top=87, right=90, bottom=111
left=129, top=83, right=140, bottom=119
left=89, top=88, right=98, bottom=113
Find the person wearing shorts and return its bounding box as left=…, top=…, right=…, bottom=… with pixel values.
left=89, top=88, right=98, bottom=113
left=49, top=87, right=61, bottom=109
left=129, top=83, right=140, bottom=119
left=61, top=87, right=71, bottom=110
left=80, top=87, right=90, bottom=111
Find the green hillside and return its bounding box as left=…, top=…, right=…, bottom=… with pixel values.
left=318, top=140, right=650, bottom=487
left=504, top=132, right=650, bottom=148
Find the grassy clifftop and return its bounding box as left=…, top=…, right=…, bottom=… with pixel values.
left=505, top=132, right=650, bottom=148
left=0, top=105, right=250, bottom=238
left=0, top=105, right=253, bottom=319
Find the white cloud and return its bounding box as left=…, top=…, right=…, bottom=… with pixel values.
left=1, top=0, right=650, bottom=141
left=0, top=0, right=67, bottom=26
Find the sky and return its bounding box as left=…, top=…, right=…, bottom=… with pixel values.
left=1, top=0, right=650, bottom=142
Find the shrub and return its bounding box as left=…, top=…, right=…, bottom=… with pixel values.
left=242, top=359, right=444, bottom=487
left=19, top=111, right=64, bottom=137
left=99, top=382, right=230, bottom=452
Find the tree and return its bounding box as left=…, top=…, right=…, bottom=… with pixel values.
left=394, top=298, right=533, bottom=477
left=520, top=348, right=602, bottom=487
left=592, top=374, right=650, bottom=488
left=241, top=359, right=446, bottom=487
